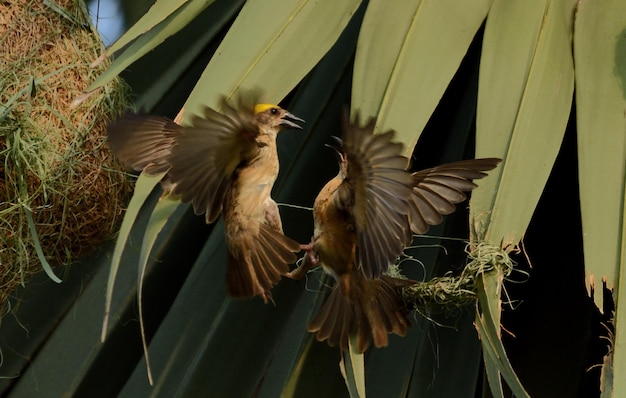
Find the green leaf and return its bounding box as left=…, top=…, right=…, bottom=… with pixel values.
left=475, top=271, right=529, bottom=398
left=471, top=0, right=576, bottom=245
left=101, top=172, right=165, bottom=341
left=574, top=1, right=626, bottom=396
left=103, top=0, right=197, bottom=57
left=481, top=335, right=504, bottom=398
left=470, top=1, right=577, bottom=395
left=25, top=207, right=62, bottom=283
left=574, top=0, right=626, bottom=312
left=137, top=195, right=181, bottom=385
left=256, top=285, right=329, bottom=397
left=342, top=337, right=366, bottom=398
left=475, top=271, right=505, bottom=398
left=86, top=0, right=216, bottom=93
left=134, top=0, right=246, bottom=111
left=615, top=257, right=626, bottom=398
left=351, top=0, right=491, bottom=155
left=182, top=0, right=363, bottom=116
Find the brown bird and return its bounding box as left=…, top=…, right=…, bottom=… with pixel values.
left=107, top=96, right=304, bottom=302
left=288, top=112, right=500, bottom=352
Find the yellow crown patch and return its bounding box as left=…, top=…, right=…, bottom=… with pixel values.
left=254, top=103, right=279, bottom=114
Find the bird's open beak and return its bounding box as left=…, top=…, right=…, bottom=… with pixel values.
left=280, top=112, right=305, bottom=130
left=324, top=136, right=345, bottom=163
left=324, top=136, right=344, bottom=153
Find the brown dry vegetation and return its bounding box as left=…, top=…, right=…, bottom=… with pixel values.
left=0, top=0, right=131, bottom=313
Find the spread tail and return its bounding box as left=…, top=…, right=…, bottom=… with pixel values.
left=308, top=273, right=415, bottom=352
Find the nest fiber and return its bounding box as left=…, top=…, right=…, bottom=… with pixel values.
left=0, top=0, right=130, bottom=313
left=403, top=241, right=515, bottom=316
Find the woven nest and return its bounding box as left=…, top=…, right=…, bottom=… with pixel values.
left=401, top=242, right=515, bottom=317
left=0, top=0, right=131, bottom=313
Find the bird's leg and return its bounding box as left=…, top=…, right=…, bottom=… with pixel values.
left=285, top=238, right=318, bottom=280
left=300, top=240, right=315, bottom=252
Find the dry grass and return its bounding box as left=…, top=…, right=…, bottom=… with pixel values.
left=403, top=242, right=515, bottom=317
left=0, top=0, right=131, bottom=314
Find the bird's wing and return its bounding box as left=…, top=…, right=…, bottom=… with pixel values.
left=408, top=158, right=501, bottom=234
left=107, top=114, right=182, bottom=175
left=107, top=99, right=260, bottom=224
left=339, top=116, right=415, bottom=278
left=165, top=100, right=261, bottom=224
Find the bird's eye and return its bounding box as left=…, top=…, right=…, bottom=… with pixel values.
left=270, top=108, right=279, bottom=115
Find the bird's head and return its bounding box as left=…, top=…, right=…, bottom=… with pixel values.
left=254, top=104, right=304, bottom=130
left=326, top=136, right=348, bottom=177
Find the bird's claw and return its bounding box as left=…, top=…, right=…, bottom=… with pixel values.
left=286, top=239, right=318, bottom=280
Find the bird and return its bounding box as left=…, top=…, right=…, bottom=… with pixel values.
left=107, top=95, right=304, bottom=303
left=288, top=111, right=501, bottom=352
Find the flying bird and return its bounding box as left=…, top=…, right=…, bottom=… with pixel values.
left=108, top=96, right=304, bottom=302
left=289, top=112, right=500, bottom=352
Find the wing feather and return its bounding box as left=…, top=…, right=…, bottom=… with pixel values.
left=107, top=114, right=182, bottom=174
left=408, top=158, right=501, bottom=234
left=338, top=115, right=414, bottom=278
left=333, top=114, right=500, bottom=277
left=108, top=98, right=261, bottom=224
left=166, top=100, right=260, bottom=223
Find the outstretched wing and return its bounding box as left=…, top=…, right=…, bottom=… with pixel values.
left=107, top=98, right=260, bottom=224
left=166, top=100, right=260, bottom=223
left=338, top=115, right=415, bottom=278
left=408, top=158, right=501, bottom=234
left=107, top=114, right=181, bottom=175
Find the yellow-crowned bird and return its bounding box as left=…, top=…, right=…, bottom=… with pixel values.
left=108, top=96, right=304, bottom=303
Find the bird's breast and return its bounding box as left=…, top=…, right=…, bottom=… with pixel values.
left=313, top=188, right=356, bottom=276
left=224, top=146, right=279, bottom=223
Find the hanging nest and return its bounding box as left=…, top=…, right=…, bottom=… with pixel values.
left=0, top=0, right=131, bottom=314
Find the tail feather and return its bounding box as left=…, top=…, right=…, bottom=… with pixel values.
left=316, top=295, right=345, bottom=342
left=373, top=288, right=404, bottom=335
left=226, top=224, right=299, bottom=302
left=309, top=273, right=414, bottom=352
